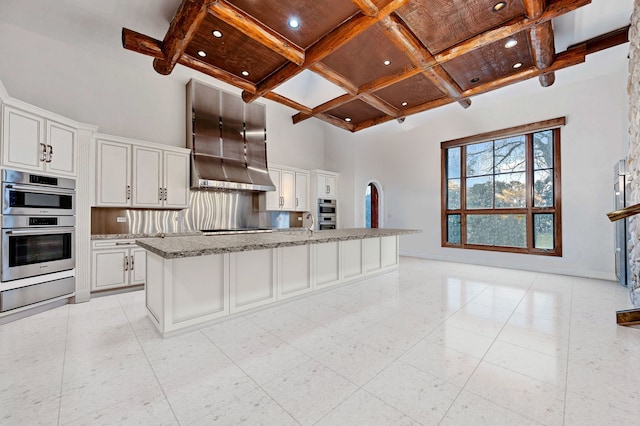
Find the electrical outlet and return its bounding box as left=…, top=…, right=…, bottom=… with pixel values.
left=116, top=217, right=127, bottom=223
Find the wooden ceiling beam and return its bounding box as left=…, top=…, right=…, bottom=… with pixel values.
left=358, top=93, right=399, bottom=117
left=315, top=113, right=356, bottom=131
left=292, top=94, right=355, bottom=124
left=523, top=0, right=556, bottom=87
left=242, top=0, right=412, bottom=103
left=380, top=14, right=471, bottom=109
left=353, top=96, right=454, bottom=131
left=153, top=0, right=210, bottom=75
left=208, top=0, right=305, bottom=66
left=530, top=21, right=557, bottom=87
left=350, top=0, right=379, bottom=17
left=357, top=65, right=421, bottom=94
left=122, top=28, right=257, bottom=92
left=436, top=0, right=591, bottom=64
left=523, top=0, right=545, bottom=19
left=262, top=92, right=312, bottom=114
left=576, top=25, right=630, bottom=54
left=310, top=63, right=358, bottom=94
left=122, top=28, right=163, bottom=59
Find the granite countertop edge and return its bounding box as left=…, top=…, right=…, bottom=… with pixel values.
left=135, top=228, right=421, bottom=259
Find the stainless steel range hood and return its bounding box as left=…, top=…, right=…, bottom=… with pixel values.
left=186, top=79, right=275, bottom=192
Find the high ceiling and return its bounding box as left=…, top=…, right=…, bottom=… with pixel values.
left=0, top=1, right=631, bottom=132
left=122, top=0, right=630, bottom=132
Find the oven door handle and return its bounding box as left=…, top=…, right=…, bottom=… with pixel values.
left=4, top=183, right=75, bottom=195
left=5, top=227, right=75, bottom=235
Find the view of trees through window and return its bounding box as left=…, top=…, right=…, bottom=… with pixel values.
left=441, top=122, right=562, bottom=256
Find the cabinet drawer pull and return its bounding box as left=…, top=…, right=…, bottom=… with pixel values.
left=115, top=242, right=136, bottom=246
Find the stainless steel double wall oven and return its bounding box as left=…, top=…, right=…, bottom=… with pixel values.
left=0, top=169, right=76, bottom=312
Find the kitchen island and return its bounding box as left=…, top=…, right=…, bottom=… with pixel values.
left=137, top=228, right=419, bottom=336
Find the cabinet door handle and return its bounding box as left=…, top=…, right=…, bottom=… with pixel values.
left=130, top=255, right=134, bottom=271
left=47, top=145, right=53, bottom=163
left=159, top=188, right=163, bottom=201
left=126, top=185, right=131, bottom=200
left=124, top=256, right=129, bottom=271
left=326, top=184, right=330, bottom=194
left=296, top=197, right=299, bottom=207
left=40, top=143, right=47, bottom=162
left=164, top=188, right=167, bottom=201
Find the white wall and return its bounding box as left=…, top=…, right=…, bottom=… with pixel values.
left=0, top=21, right=326, bottom=169
left=326, top=46, right=630, bottom=280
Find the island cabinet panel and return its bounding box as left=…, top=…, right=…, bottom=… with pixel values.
left=172, top=255, right=228, bottom=323
left=277, top=245, right=311, bottom=299
left=145, top=252, right=164, bottom=326
left=341, top=239, right=363, bottom=280
left=230, top=249, right=276, bottom=313
left=313, top=241, right=340, bottom=288
left=381, top=236, right=399, bottom=268
left=364, top=238, right=382, bottom=273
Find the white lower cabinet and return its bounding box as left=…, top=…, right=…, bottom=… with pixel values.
left=341, top=239, right=363, bottom=280
left=91, top=240, right=146, bottom=291
left=277, top=245, right=311, bottom=299
left=381, top=236, right=399, bottom=268
left=313, top=241, right=340, bottom=288
left=230, top=249, right=276, bottom=313
left=364, top=237, right=382, bottom=273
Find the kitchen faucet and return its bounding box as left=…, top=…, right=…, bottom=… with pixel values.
left=306, top=213, right=314, bottom=235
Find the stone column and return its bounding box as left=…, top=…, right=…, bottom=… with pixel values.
left=627, top=0, right=640, bottom=307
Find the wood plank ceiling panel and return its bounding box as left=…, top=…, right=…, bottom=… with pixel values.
left=326, top=99, right=388, bottom=124
left=441, top=30, right=533, bottom=92
left=188, top=14, right=288, bottom=83
left=320, top=24, right=414, bottom=87
left=374, top=73, right=447, bottom=109
left=397, top=0, right=527, bottom=54
left=226, top=0, right=360, bottom=49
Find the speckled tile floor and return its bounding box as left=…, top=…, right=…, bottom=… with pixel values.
left=1, top=257, right=639, bottom=425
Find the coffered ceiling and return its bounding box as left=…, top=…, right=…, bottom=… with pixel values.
left=118, top=0, right=630, bottom=132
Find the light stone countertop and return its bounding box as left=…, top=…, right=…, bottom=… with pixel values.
left=91, top=232, right=202, bottom=240
left=136, top=228, right=421, bottom=259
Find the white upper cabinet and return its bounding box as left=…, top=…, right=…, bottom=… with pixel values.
left=132, top=146, right=163, bottom=208
left=313, top=170, right=338, bottom=199
left=95, top=134, right=190, bottom=208
left=2, top=105, right=77, bottom=177
left=263, top=165, right=309, bottom=211
left=295, top=171, right=309, bottom=211
left=163, top=150, right=190, bottom=208
left=96, top=139, right=131, bottom=206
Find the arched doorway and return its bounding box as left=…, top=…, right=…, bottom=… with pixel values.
left=365, top=181, right=380, bottom=228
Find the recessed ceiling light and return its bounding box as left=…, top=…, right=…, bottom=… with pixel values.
left=504, top=39, right=518, bottom=48
left=288, top=18, right=300, bottom=29
left=493, top=2, right=507, bottom=12
left=470, top=77, right=480, bottom=83
left=383, top=60, right=391, bottom=66
left=197, top=50, right=207, bottom=57
left=512, top=62, right=523, bottom=69
left=212, top=30, right=223, bottom=38
left=345, top=117, right=352, bottom=122
left=401, top=102, right=408, bottom=107
left=241, top=70, right=250, bottom=76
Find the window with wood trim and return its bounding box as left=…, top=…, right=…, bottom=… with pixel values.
left=441, top=118, right=564, bottom=256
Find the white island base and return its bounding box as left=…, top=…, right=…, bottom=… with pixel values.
left=145, top=236, right=400, bottom=336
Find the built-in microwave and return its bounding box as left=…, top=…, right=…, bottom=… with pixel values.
left=2, top=169, right=75, bottom=216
